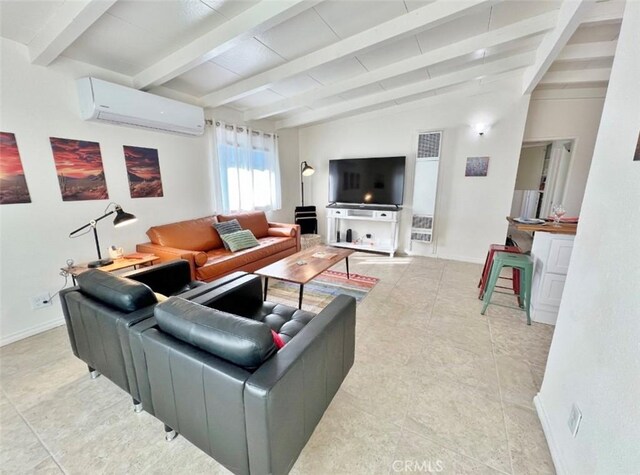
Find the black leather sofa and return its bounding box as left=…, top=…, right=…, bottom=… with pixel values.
left=60, top=260, right=241, bottom=410
left=129, top=273, right=356, bottom=475
left=61, top=263, right=356, bottom=475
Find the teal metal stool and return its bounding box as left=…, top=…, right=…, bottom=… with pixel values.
left=481, top=252, right=533, bottom=325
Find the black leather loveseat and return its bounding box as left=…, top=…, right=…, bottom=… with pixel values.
left=129, top=273, right=356, bottom=475
left=61, top=264, right=356, bottom=475
left=60, top=260, right=242, bottom=410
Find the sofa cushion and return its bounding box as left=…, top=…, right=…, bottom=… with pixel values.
left=147, top=216, right=222, bottom=251
left=218, top=211, right=269, bottom=239
left=221, top=230, right=260, bottom=252
left=268, top=227, right=295, bottom=238
left=196, top=236, right=296, bottom=281
left=213, top=219, right=242, bottom=250
left=77, top=270, right=157, bottom=312
left=155, top=297, right=276, bottom=369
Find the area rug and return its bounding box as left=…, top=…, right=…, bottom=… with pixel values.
left=268, top=270, right=378, bottom=309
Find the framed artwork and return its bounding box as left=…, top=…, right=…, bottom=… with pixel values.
left=123, top=145, right=164, bottom=198
left=634, top=132, right=639, bottom=161
left=0, top=132, right=31, bottom=204
left=465, top=156, right=490, bottom=177
left=50, top=137, right=109, bottom=201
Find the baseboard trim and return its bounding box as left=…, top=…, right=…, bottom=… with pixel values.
left=0, top=317, right=65, bottom=347
left=534, top=393, right=568, bottom=475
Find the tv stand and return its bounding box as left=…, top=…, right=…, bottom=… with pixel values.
left=326, top=205, right=400, bottom=257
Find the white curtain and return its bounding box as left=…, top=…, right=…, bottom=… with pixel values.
left=213, top=121, right=281, bottom=213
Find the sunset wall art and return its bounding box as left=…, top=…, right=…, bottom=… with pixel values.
left=50, top=137, right=109, bottom=201
left=123, top=145, right=164, bottom=198
left=0, top=132, right=32, bottom=205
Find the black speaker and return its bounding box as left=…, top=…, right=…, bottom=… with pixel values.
left=346, top=229, right=352, bottom=243
left=337, top=231, right=341, bottom=242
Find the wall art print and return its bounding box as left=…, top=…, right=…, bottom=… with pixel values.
left=0, top=132, right=32, bottom=204
left=123, top=145, right=164, bottom=198
left=465, top=156, right=490, bottom=177
left=634, top=131, right=639, bottom=161
left=50, top=137, right=109, bottom=201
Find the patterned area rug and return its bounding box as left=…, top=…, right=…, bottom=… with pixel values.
left=267, top=270, right=378, bottom=311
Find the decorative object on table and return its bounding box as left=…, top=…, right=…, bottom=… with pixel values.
left=634, top=131, right=639, bottom=161
left=268, top=270, right=378, bottom=310
left=69, top=202, right=137, bottom=268
left=300, top=161, right=315, bottom=206
left=123, top=145, right=164, bottom=198
left=346, top=229, right=353, bottom=243
left=50, top=137, right=108, bottom=201
left=465, top=156, right=490, bottom=177
left=108, top=246, right=124, bottom=259
left=311, top=251, right=338, bottom=259
left=0, top=132, right=31, bottom=204
left=551, top=203, right=566, bottom=227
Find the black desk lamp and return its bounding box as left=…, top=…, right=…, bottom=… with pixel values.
left=300, top=161, right=315, bottom=206
left=69, top=203, right=137, bottom=268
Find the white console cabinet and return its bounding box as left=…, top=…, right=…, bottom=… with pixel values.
left=326, top=206, right=400, bottom=257
left=530, top=232, right=575, bottom=325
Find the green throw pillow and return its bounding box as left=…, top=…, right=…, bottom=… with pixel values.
left=221, top=229, right=260, bottom=252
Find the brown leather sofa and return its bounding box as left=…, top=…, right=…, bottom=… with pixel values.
left=136, top=211, right=300, bottom=282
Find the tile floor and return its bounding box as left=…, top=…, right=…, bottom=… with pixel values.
left=0, top=253, right=555, bottom=474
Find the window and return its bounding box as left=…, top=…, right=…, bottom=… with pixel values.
left=214, top=122, right=281, bottom=213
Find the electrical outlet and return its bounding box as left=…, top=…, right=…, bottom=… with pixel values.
left=568, top=403, right=582, bottom=437
left=30, top=293, right=52, bottom=310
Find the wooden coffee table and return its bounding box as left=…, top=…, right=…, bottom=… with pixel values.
left=255, top=245, right=354, bottom=309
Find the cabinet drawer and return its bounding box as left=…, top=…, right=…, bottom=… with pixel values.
left=327, top=208, right=346, bottom=217
left=373, top=210, right=394, bottom=220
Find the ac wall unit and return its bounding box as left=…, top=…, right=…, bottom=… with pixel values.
left=76, top=77, right=205, bottom=136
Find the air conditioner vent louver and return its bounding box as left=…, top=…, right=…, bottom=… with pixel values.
left=412, top=215, right=433, bottom=230
left=411, top=232, right=432, bottom=243
left=417, top=132, right=441, bottom=158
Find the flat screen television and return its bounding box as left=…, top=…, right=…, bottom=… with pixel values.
left=328, top=156, right=406, bottom=206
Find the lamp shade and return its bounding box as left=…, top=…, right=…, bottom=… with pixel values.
left=301, top=161, right=315, bottom=176
left=113, top=205, right=137, bottom=227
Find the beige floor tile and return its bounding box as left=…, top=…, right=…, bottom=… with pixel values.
left=432, top=294, right=486, bottom=320
left=428, top=312, right=493, bottom=356
left=404, top=378, right=512, bottom=473
left=490, top=318, right=554, bottom=367
left=30, top=457, right=63, bottom=474
left=411, top=338, right=501, bottom=400
left=504, top=403, right=555, bottom=474
left=495, top=355, right=540, bottom=410
left=0, top=394, right=51, bottom=473
left=392, top=429, right=506, bottom=474
left=290, top=391, right=403, bottom=475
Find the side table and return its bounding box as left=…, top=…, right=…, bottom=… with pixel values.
left=63, top=253, right=159, bottom=285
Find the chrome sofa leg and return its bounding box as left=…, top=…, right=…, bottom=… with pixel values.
left=164, top=424, right=177, bottom=442
left=133, top=398, right=143, bottom=413
left=88, top=366, right=101, bottom=379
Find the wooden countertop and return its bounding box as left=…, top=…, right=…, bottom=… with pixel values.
left=507, top=217, right=577, bottom=235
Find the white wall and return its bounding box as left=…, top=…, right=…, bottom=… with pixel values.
left=515, top=145, right=546, bottom=189
left=0, top=39, right=212, bottom=345
left=524, top=90, right=605, bottom=216
left=535, top=3, right=640, bottom=473
left=297, top=79, right=530, bottom=262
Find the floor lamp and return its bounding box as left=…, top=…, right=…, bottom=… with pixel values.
left=69, top=203, right=137, bottom=268
left=300, top=161, right=315, bottom=206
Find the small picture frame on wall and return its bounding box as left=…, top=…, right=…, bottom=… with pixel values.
left=465, top=156, right=490, bottom=177
left=123, top=145, right=164, bottom=198
left=634, top=132, right=639, bottom=161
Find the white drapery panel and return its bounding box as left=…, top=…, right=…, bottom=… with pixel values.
left=213, top=121, right=281, bottom=213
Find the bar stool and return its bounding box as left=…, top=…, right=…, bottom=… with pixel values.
left=478, top=244, right=521, bottom=300
left=481, top=252, right=533, bottom=325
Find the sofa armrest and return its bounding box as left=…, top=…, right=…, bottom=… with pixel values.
left=243, top=295, right=356, bottom=475
left=136, top=243, right=206, bottom=280
left=268, top=222, right=301, bottom=251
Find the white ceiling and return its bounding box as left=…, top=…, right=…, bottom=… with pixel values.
left=0, top=0, right=625, bottom=128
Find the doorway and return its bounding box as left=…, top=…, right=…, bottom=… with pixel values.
left=508, top=139, right=574, bottom=251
